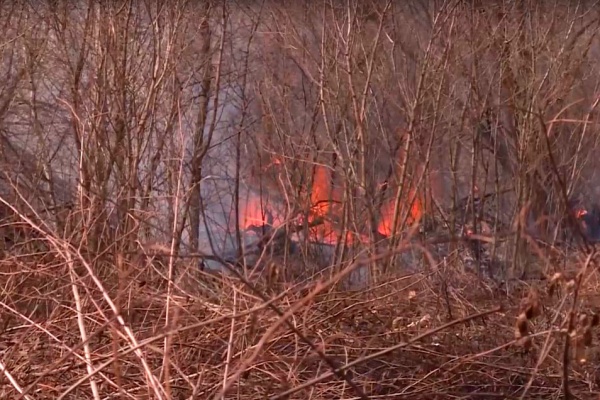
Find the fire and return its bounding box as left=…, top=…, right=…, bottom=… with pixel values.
left=306, top=165, right=426, bottom=241
left=375, top=136, right=427, bottom=237
left=239, top=195, right=284, bottom=231
left=310, top=165, right=336, bottom=217
left=238, top=154, right=427, bottom=246
left=307, top=165, right=365, bottom=245
left=377, top=187, right=424, bottom=236
left=238, top=155, right=286, bottom=232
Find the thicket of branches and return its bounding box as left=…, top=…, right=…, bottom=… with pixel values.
left=2, top=1, right=600, bottom=399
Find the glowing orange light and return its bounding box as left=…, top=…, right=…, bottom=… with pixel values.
left=239, top=196, right=283, bottom=231
left=239, top=155, right=427, bottom=246
left=262, top=156, right=284, bottom=172
left=305, top=165, right=369, bottom=245
left=575, top=208, right=588, bottom=218
left=308, top=165, right=341, bottom=242
left=377, top=187, right=423, bottom=236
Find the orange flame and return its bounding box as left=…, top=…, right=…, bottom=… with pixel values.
left=377, top=187, right=423, bottom=236
left=306, top=165, right=368, bottom=245
left=309, top=166, right=339, bottom=216
left=239, top=196, right=283, bottom=231
left=239, top=154, right=428, bottom=245
left=375, top=136, right=427, bottom=237
left=309, top=166, right=345, bottom=243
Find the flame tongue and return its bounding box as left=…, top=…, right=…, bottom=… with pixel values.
left=239, top=159, right=425, bottom=246
left=240, top=196, right=281, bottom=232
left=308, top=165, right=349, bottom=244
left=377, top=187, right=423, bottom=236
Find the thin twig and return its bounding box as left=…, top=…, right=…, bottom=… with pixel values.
left=66, top=245, right=101, bottom=400
left=271, top=305, right=503, bottom=400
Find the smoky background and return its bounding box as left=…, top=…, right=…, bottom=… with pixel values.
left=2, top=2, right=600, bottom=399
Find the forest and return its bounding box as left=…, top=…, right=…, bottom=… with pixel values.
left=1, top=1, right=600, bottom=398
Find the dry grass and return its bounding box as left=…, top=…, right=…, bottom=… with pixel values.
left=1, top=2, right=600, bottom=399
left=1, top=232, right=600, bottom=400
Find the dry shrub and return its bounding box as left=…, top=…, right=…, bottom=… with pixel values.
left=3, top=2, right=600, bottom=400
left=1, top=227, right=600, bottom=399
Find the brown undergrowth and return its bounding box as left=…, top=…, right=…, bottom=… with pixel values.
left=1, top=240, right=600, bottom=399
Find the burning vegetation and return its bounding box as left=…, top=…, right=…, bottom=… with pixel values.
left=3, top=2, right=600, bottom=400
left=238, top=151, right=429, bottom=252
